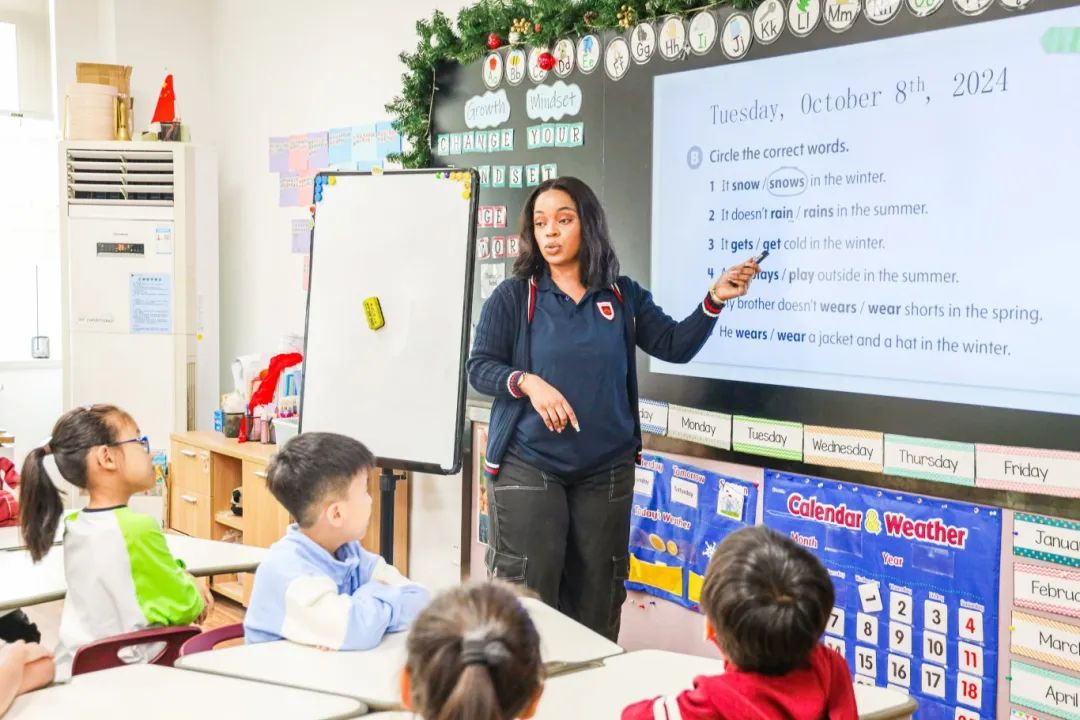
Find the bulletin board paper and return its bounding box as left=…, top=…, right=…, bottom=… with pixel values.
left=1009, top=660, right=1080, bottom=720
left=638, top=399, right=669, bottom=435
left=1011, top=611, right=1080, bottom=674
left=1013, top=563, right=1080, bottom=620
left=976, top=444, right=1080, bottom=498
left=1014, top=513, right=1080, bottom=569
left=803, top=425, right=884, bottom=473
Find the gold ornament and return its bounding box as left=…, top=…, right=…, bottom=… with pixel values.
left=511, top=18, right=531, bottom=35
left=617, top=4, right=636, bottom=30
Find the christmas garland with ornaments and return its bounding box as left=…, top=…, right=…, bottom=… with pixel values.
left=384, top=0, right=755, bottom=169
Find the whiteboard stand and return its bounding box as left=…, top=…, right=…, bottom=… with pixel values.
left=378, top=467, right=401, bottom=564
left=301, top=170, right=479, bottom=564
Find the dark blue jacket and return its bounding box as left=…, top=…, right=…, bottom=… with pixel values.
left=467, top=275, right=723, bottom=474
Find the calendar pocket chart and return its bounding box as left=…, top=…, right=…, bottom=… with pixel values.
left=628, top=454, right=758, bottom=610
left=763, top=471, right=1002, bottom=720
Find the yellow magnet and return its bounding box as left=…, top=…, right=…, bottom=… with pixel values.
left=363, top=296, right=385, bottom=330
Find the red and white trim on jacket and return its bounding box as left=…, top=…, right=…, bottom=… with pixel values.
left=484, top=460, right=500, bottom=476
left=507, top=370, right=525, bottom=399
left=651, top=696, right=683, bottom=720
left=702, top=292, right=724, bottom=318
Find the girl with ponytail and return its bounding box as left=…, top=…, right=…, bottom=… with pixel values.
left=19, top=405, right=211, bottom=679
left=401, top=582, right=545, bottom=720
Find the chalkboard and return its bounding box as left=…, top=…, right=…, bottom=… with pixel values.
left=432, top=1, right=1080, bottom=461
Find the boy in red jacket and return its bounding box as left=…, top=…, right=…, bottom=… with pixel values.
left=623, top=526, right=857, bottom=720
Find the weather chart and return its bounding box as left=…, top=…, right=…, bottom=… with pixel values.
left=764, top=472, right=1001, bottom=720
left=629, top=454, right=759, bottom=609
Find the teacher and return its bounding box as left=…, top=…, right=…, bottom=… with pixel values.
left=467, top=177, right=759, bottom=640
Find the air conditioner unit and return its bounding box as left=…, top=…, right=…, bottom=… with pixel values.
left=59, top=141, right=219, bottom=520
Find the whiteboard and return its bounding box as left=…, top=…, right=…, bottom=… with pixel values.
left=301, top=170, right=477, bottom=474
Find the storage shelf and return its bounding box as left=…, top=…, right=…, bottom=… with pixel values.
left=212, top=580, right=245, bottom=604
left=214, top=511, right=244, bottom=532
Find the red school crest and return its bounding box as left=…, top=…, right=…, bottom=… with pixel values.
left=596, top=301, right=615, bottom=321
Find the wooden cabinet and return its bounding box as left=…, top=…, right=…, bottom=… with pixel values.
left=243, top=460, right=292, bottom=549
left=167, top=432, right=284, bottom=606
left=167, top=430, right=411, bottom=605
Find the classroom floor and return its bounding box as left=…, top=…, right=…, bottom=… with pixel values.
left=24, top=592, right=247, bottom=649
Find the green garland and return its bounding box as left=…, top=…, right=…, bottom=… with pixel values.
left=386, top=0, right=757, bottom=168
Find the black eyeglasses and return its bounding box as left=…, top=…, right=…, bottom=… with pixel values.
left=109, top=435, right=151, bottom=454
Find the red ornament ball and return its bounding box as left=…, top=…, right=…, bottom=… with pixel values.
left=487, top=33, right=501, bottom=50
left=538, top=52, right=556, bottom=71
left=534, top=22, right=542, bottom=33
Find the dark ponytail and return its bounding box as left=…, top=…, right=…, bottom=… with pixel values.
left=19, top=405, right=132, bottom=561
left=406, top=582, right=543, bottom=720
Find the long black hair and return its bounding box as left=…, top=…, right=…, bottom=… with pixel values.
left=20, top=405, right=132, bottom=561
left=511, top=176, right=620, bottom=288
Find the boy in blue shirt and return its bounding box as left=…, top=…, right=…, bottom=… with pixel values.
left=245, top=433, right=429, bottom=649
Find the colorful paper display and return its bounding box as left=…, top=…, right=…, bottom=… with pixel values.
left=638, top=399, right=669, bottom=435
left=976, top=444, right=1080, bottom=498
left=804, top=425, right=884, bottom=472
left=1013, top=513, right=1080, bottom=568
left=884, top=434, right=975, bottom=486
left=732, top=416, right=802, bottom=461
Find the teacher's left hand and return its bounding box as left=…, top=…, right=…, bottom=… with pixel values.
left=710, top=257, right=760, bottom=302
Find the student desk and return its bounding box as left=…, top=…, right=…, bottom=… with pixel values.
left=5, top=663, right=365, bottom=719
left=175, top=596, right=624, bottom=710
left=531, top=650, right=918, bottom=720
left=0, top=534, right=266, bottom=611
left=0, top=525, right=25, bottom=550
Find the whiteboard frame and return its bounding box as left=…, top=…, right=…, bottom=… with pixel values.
left=299, top=169, right=479, bottom=475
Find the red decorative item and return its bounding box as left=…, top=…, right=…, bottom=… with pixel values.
left=534, top=22, right=542, bottom=33
left=487, top=33, right=501, bottom=50
left=488, top=55, right=498, bottom=71
left=538, top=52, right=556, bottom=71
left=150, top=74, right=176, bottom=124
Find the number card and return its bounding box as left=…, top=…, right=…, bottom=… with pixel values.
left=890, top=591, right=914, bottom=623
left=856, top=645, right=878, bottom=680
left=923, top=630, right=948, bottom=666
left=763, top=472, right=1001, bottom=720
left=857, top=613, right=879, bottom=646
left=922, top=663, right=947, bottom=699
left=889, top=621, right=913, bottom=655
left=888, top=654, right=911, bottom=687
left=824, top=636, right=846, bottom=656
left=827, top=607, right=846, bottom=637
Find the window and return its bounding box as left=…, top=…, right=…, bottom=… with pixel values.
left=0, top=114, right=60, bottom=363
left=0, top=21, right=16, bottom=111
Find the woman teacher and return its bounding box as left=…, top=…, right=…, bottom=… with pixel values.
left=467, top=177, right=760, bottom=640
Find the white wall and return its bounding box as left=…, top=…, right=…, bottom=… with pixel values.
left=54, top=0, right=215, bottom=138
left=209, top=0, right=471, bottom=588
left=211, top=0, right=470, bottom=382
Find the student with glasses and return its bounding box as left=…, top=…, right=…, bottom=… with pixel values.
left=19, top=405, right=212, bottom=680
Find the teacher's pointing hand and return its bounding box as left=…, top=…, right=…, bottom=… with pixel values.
left=519, top=373, right=579, bottom=434
left=710, top=257, right=761, bottom=303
